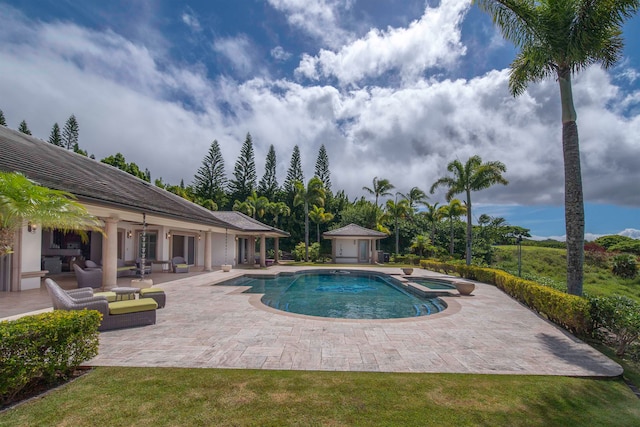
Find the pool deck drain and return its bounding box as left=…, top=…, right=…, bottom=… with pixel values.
left=85, top=266, right=622, bottom=377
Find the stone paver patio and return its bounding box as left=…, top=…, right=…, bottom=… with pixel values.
left=87, top=267, right=622, bottom=376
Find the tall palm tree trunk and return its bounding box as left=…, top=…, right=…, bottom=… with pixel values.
left=559, top=69, right=584, bottom=296
left=304, top=202, right=310, bottom=262
left=449, top=218, right=454, bottom=256
left=465, top=190, right=472, bottom=265
left=395, top=217, right=399, bottom=254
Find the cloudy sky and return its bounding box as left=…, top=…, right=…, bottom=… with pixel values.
left=0, top=0, right=638, bottom=239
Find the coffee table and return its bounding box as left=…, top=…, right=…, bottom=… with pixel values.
left=111, top=286, right=140, bottom=301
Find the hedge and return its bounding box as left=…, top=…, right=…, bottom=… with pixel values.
left=420, top=259, right=591, bottom=335
left=0, top=309, right=101, bottom=405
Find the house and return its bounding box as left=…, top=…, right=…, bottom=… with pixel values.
left=322, top=223, right=387, bottom=264
left=0, top=126, right=288, bottom=292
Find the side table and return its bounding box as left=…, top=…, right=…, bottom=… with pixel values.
left=111, top=286, right=140, bottom=301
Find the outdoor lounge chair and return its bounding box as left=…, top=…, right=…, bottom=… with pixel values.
left=117, top=259, right=136, bottom=277
left=73, top=264, right=103, bottom=289
left=84, top=259, right=101, bottom=270
left=172, top=256, right=189, bottom=273
left=45, top=279, right=157, bottom=331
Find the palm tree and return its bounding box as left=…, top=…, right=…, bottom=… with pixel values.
left=245, top=191, right=269, bottom=219
left=422, top=202, right=441, bottom=244
left=294, top=177, right=326, bottom=261
left=410, top=234, right=433, bottom=258
left=362, top=177, right=395, bottom=209
left=232, top=200, right=255, bottom=218
left=309, top=206, right=334, bottom=244
left=0, top=172, right=103, bottom=256
left=363, top=177, right=394, bottom=250
left=430, top=156, right=507, bottom=265
left=267, top=201, right=290, bottom=228
left=438, top=199, right=467, bottom=256
left=385, top=198, right=410, bottom=255
left=474, top=0, right=639, bottom=295
left=400, top=186, right=428, bottom=211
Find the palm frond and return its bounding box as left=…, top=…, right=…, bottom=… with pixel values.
left=474, top=0, right=540, bottom=48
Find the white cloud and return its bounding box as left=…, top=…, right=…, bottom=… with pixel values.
left=295, top=0, right=469, bottom=85
left=270, top=46, right=292, bottom=62
left=531, top=229, right=640, bottom=242
left=619, top=228, right=640, bottom=239
left=267, top=0, right=354, bottom=48
left=0, top=5, right=638, bottom=240
left=212, top=34, right=259, bottom=78
left=181, top=11, right=201, bottom=32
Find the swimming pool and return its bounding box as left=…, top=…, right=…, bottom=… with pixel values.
left=215, top=270, right=447, bottom=319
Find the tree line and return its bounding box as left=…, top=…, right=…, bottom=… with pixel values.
left=1, top=109, right=521, bottom=263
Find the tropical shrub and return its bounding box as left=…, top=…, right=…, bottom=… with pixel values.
left=594, top=235, right=636, bottom=251
left=267, top=249, right=282, bottom=259
left=0, top=310, right=101, bottom=405
left=590, top=296, right=640, bottom=356
left=612, top=254, right=637, bottom=279
left=584, top=242, right=609, bottom=269
left=293, top=242, right=320, bottom=262
left=609, top=240, right=640, bottom=256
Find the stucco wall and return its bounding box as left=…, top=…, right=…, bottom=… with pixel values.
left=211, top=232, right=236, bottom=266
left=333, top=237, right=359, bottom=264
left=21, top=225, right=42, bottom=290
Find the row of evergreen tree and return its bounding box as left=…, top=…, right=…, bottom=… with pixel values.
left=2, top=108, right=524, bottom=258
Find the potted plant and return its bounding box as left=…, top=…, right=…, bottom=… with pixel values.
left=402, top=267, right=414, bottom=275
left=453, top=280, right=475, bottom=296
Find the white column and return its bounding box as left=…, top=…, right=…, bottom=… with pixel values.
left=102, top=217, right=118, bottom=290
left=259, top=234, right=266, bottom=267
left=11, top=229, right=21, bottom=291
left=370, top=239, right=375, bottom=264
left=249, top=236, right=256, bottom=265
left=204, top=231, right=212, bottom=271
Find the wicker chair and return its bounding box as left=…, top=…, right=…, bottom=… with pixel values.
left=73, top=264, right=103, bottom=289
left=84, top=260, right=101, bottom=270
left=171, top=256, right=189, bottom=273
left=45, top=279, right=157, bottom=332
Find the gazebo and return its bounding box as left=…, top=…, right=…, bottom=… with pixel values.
left=322, top=224, right=387, bottom=264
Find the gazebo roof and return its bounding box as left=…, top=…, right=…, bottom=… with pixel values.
left=323, top=223, right=387, bottom=239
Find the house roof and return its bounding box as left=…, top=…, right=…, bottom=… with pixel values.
left=0, top=126, right=283, bottom=235
left=323, top=223, right=387, bottom=238
left=210, top=211, right=289, bottom=237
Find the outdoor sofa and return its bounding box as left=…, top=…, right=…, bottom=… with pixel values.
left=117, top=259, right=136, bottom=277
left=172, top=256, right=189, bottom=273
left=45, top=279, right=157, bottom=331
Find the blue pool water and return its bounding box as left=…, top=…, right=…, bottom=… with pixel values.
left=215, top=270, right=447, bottom=319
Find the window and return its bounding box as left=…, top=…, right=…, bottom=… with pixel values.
left=138, top=231, right=157, bottom=260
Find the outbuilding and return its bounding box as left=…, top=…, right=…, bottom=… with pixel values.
left=322, top=223, right=387, bottom=264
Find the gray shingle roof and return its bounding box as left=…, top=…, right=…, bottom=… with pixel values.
left=0, top=126, right=234, bottom=230
left=210, top=211, right=289, bottom=237
left=323, top=223, right=387, bottom=238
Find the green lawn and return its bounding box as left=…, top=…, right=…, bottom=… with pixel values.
left=2, top=368, right=639, bottom=426
left=493, top=246, right=640, bottom=301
